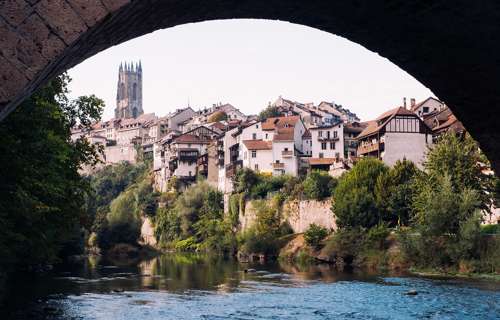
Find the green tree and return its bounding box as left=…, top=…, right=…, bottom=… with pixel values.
left=304, top=223, right=329, bottom=249
left=332, top=157, right=388, bottom=228
left=419, top=131, right=495, bottom=212
left=208, top=110, right=228, bottom=122
left=303, top=170, right=336, bottom=201
left=256, top=106, right=284, bottom=122
left=0, top=73, right=104, bottom=274
left=175, top=180, right=212, bottom=237
left=234, top=167, right=262, bottom=193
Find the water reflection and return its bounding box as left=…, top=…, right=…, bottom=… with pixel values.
left=2, top=253, right=500, bottom=319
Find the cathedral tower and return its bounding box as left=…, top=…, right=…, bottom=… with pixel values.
left=115, top=60, right=144, bottom=119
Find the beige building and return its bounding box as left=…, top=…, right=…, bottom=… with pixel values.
left=116, top=113, right=156, bottom=145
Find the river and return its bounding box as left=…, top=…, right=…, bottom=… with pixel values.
left=1, top=252, right=500, bottom=319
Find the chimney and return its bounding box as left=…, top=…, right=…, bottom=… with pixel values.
left=403, top=97, right=407, bottom=109
left=410, top=98, right=416, bottom=108
left=213, top=104, right=216, bottom=108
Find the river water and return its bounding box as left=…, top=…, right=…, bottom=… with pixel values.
left=2, top=252, right=500, bottom=319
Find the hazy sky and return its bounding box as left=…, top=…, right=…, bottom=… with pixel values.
left=67, top=19, right=436, bottom=122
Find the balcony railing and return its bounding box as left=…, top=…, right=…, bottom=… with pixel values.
left=317, top=137, right=340, bottom=142
left=272, top=163, right=285, bottom=169
left=226, top=160, right=243, bottom=177
left=357, top=142, right=384, bottom=155
left=282, top=150, right=293, bottom=157
left=178, top=175, right=196, bottom=181
left=230, top=150, right=239, bottom=158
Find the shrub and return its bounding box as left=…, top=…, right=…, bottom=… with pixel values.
left=365, top=222, right=392, bottom=250
left=241, top=225, right=279, bottom=255
left=304, top=223, right=329, bottom=249
left=322, top=228, right=364, bottom=261
left=96, top=220, right=141, bottom=252
left=278, top=220, right=294, bottom=237
left=175, top=237, right=199, bottom=251
left=480, top=224, right=499, bottom=234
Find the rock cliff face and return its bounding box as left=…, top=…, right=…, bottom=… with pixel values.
left=239, top=198, right=336, bottom=233
left=140, top=217, right=157, bottom=246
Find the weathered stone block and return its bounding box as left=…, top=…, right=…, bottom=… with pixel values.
left=0, top=0, right=33, bottom=27
left=34, top=0, right=87, bottom=45
left=19, top=13, right=67, bottom=60
left=101, top=0, right=130, bottom=13
left=0, top=17, right=47, bottom=79
left=0, top=56, right=28, bottom=102
left=67, top=0, right=109, bottom=27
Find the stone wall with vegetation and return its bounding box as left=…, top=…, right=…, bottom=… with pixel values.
left=239, top=198, right=336, bottom=233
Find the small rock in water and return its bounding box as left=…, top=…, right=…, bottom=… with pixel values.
left=240, top=261, right=249, bottom=264
left=405, top=290, right=418, bottom=295
left=244, top=269, right=256, bottom=273
left=126, top=295, right=132, bottom=297
left=114, top=288, right=124, bottom=293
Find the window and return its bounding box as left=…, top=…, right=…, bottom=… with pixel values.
left=351, top=151, right=355, bottom=156
left=423, top=107, right=429, bottom=113
left=252, top=151, right=256, bottom=158
left=321, top=143, right=327, bottom=150
left=284, top=148, right=288, bottom=151
left=253, top=133, right=256, bottom=140
left=244, top=151, right=247, bottom=159
left=345, top=141, right=349, bottom=146
left=327, top=131, right=330, bottom=139
left=334, top=131, right=338, bottom=138
left=255, top=164, right=258, bottom=170
left=256, top=125, right=259, bottom=129
left=349, top=133, right=352, bottom=137
left=318, top=131, right=323, bottom=137
left=319, top=153, right=324, bottom=158
left=265, top=134, right=268, bottom=139
left=188, top=143, right=191, bottom=147
left=330, top=142, right=335, bottom=150
left=335, top=152, right=340, bottom=158
left=188, top=161, right=192, bottom=166
left=188, top=171, right=192, bottom=176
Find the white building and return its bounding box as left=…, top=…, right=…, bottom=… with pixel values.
left=357, top=106, right=434, bottom=170
left=116, top=113, right=156, bottom=145
left=408, top=97, right=446, bottom=119
left=309, top=123, right=345, bottom=159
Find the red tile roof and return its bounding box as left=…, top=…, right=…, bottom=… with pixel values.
left=243, top=140, right=273, bottom=150
left=358, top=107, right=423, bottom=139
left=273, top=116, right=300, bottom=141
left=173, top=134, right=214, bottom=143
left=302, top=129, right=312, bottom=138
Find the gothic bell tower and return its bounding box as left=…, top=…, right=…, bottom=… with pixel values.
left=115, top=60, right=144, bottom=119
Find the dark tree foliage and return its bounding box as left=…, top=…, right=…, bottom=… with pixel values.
left=234, top=167, right=262, bottom=193
left=256, top=106, right=284, bottom=122
left=0, top=74, right=104, bottom=274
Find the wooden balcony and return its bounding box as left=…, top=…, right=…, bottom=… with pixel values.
left=199, top=164, right=208, bottom=175
left=357, top=142, right=384, bottom=155
left=197, top=155, right=208, bottom=165
left=282, top=150, right=293, bottom=157
left=226, top=160, right=243, bottom=177
left=179, top=175, right=196, bottom=181
left=272, top=163, right=285, bottom=169
left=169, top=164, right=175, bottom=171
left=230, top=150, right=239, bottom=158
left=317, top=137, right=340, bottom=142
left=216, top=158, right=224, bottom=166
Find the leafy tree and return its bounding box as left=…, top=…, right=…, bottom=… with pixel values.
left=419, top=131, right=496, bottom=212
left=0, top=73, right=104, bottom=274
left=208, top=110, right=228, bottom=122
left=304, top=223, right=329, bottom=249
left=193, top=189, right=224, bottom=240
left=175, top=180, right=212, bottom=237
left=332, top=157, right=388, bottom=228
left=303, top=170, right=336, bottom=201
left=234, top=167, right=262, bottom=193
left=387, top=180, right=416, bottom=226
left=256, top=106, right=284, bottom=122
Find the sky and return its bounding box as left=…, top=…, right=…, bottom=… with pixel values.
left=67, top=19, right=436, bottom=122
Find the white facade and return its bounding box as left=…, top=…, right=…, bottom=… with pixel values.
left=381, top=132, right=430, bottom=170
left=411, top=97, right=445, bottom=119
left=310, top=124, right=345, bottom=159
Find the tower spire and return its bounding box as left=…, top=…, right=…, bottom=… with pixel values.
left=138, top=60, right=142, bottom=72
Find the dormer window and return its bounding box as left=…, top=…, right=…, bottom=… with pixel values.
left=285, top=123, right=290, bottom=128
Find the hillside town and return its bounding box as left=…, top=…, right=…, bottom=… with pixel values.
left=73, top=62, right=466, bottom=196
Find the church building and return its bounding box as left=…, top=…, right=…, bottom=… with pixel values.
left=115, top=61, right=144, bottom=119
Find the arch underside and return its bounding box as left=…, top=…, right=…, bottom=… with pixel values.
left=1, top=0, right=500, bottom=171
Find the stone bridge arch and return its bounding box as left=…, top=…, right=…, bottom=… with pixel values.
left=1, top=0, right=500, bottom=170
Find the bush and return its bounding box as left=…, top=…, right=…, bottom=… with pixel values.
left=175, top=237, right=200, bottom=251
left=480, top=224, right=500, bottom=234
left=241, top=225, right=279, bottom=255
left=322, top=228, right=364, bottom=262
left=278, top=220, right=294, bottom=237
left=96, top=220, right=141, bottom=252
left=304, top=223, right=329, bottom=249
left=365, top=222, right=392, bottom=250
